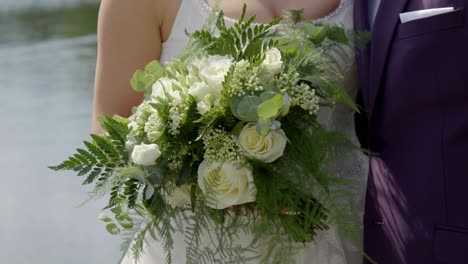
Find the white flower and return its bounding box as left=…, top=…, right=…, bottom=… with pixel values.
left=166, top=184, right=192, bottom=208
left=191, top=57, right=208, bottom=71
left=188, top=81, right=221, bottom=114
left=125, top=121, right=139, bottom=152
left=131, top=143, right=161, bottom=166
left=144, top=111, right=164, bottom=142
left=125, top=136, right=138, bottom=152
left=238, top=123, right=287, bottom=163
left=196, top=101, right=212, bottom=115
left=197, top=161, right=256, bottom=209
left=151, top=77, right=181, bottom=101
left=199, top=55, right=232, bottom=90
left=261, top=48, right=283, bottom=75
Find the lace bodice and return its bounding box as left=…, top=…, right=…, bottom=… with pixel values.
left=160, top=0, right=354, bottom=66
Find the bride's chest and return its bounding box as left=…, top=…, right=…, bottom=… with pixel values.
left=205, top=0, right=342, bottom=23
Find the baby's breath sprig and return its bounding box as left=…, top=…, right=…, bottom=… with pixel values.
left=292, top=83, right=320, bottom=115
left=168, top=97, right=190, bottom=136
left=127, top=101, right=154, bottom=142
left=277, top=71, right=320, bottom=115
left=276, top=71, right=300, bottom=91
left=168, top=153, right=185, bottom=172
left=202, top=127, right=245, bottom=164
left=144, top=111, right=165, bottom=143
left=227, top=60, right=263, bottom=97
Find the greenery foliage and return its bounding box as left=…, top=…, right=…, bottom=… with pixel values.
left=51, top=4, right=370, bottom=264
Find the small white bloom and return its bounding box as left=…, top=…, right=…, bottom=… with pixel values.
left=261, top=48, right=283, bottom=75
left=128, top=120, right=138, bottom=130
left=198, top=161, right=256, bottom=209
left=199, top=55, right=232, bottom=90
left=131, top=143, right=161, bottom=166
left=238, top=123, right=287, bottom=163
left=166, top=184, right=192, bottom=208
left=191, top=57, right=208, bottom=71
left=144, top=111, right=164, bottom=142
left=125, top=136, right=138, bottom=152
left=125, top=120, right=139, bottom=151
left=151, top=77, right=181, bottom=101
left=196, top=101, right=212, bottom=115
left=188, top=81, right=211, bottom=100
left=189, top=81, right=221, bottom=114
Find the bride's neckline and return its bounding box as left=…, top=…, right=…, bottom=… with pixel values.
left=197, top=0, right=346, bottom=25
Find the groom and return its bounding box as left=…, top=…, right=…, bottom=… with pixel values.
left=354, top=0, right=468, bottom=263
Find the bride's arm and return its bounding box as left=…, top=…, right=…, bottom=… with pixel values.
left=92, top=0, right=162, bottom=134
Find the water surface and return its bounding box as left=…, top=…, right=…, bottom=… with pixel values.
left=0, top=2, right=121, bottom=263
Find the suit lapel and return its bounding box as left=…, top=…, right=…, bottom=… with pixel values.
left=354, top=0, right=371, bottom=109
left=354, top=0, right=370, bottom=32
left=368, top=0, right=409, bottom=117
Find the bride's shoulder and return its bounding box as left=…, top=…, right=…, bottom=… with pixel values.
left=99, top=0, right=179, bottom=23
left=99, top=0, right=181, bottom=40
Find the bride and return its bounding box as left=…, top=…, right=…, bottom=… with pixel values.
left=92, top=0, right=368, bottom=263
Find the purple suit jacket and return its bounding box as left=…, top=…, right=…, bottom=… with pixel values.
left=354, top=0, right=468, bottom=263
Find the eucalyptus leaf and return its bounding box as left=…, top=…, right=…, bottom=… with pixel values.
left=259, top=91, right=278, bottom=102
left=144, top=60, right=165, bottom=76
left=130, top=60, right=165, bottom=94
left=237, top=96, right=261, bottom=122
left=110, top=206, right=122, bottom=215
left=130, top=70, right=151, bottom=92
left=106, top=223, right=121, bottom=235
left=257, top=118, right=273, bottom=136
left=116, top=214, right=134, bottom=229
left=258, top=92, right=284, bottom=119
left=271, top=120, right=282, bottom=131
left=258, top=100, right=279, bottom=119
left=270, top=94, right=284, bottom=109
left=98, top=213, right=113, bottom=223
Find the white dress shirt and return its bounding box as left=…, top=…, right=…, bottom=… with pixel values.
left=368, top=0, right=381, bottom=29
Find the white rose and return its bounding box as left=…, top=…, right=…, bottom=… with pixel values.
left=199, top=55, right=232, bottom=89
left=188, top=81, right=221, bottom=114
left=131, top=143, right=161, bottom=166
left=166, top=184, right=192, bottom=208
left=261, top=48, right=283, bottom=75
left=151, top=77, right=180, bottom=101
left=197, top=161, right=256, bottom=209
left=238, top=123, right=287, bottom=163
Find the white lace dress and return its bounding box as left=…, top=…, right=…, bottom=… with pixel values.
left=121, top=0, right=368, bottom=263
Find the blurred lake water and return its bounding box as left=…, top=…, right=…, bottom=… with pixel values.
left=0, top=1, right=121, bottom=263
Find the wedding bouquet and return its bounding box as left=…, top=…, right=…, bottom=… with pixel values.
left=51, top=6, right=368, bottom=264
